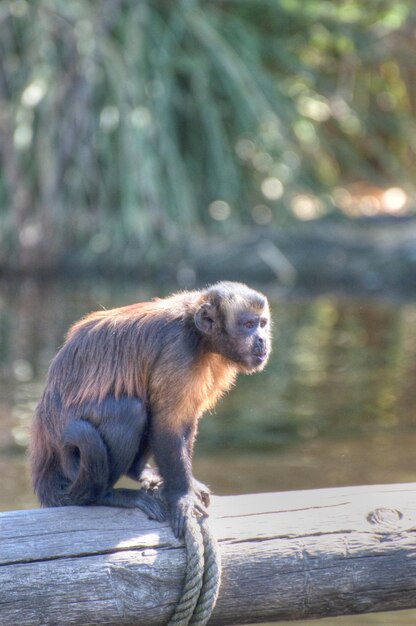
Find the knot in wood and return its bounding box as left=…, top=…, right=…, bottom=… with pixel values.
left=366, top=507, right=403, bottom=529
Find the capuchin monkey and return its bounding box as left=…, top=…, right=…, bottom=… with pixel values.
left=29, top=281, right=271, bottom=537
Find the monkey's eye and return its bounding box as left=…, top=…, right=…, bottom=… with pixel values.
left=243, top=319, right=256, bottom=330
left=260, top=318, right=268, bottom=328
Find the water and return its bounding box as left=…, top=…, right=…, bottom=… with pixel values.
left=1, top=277, right=415, bottom=625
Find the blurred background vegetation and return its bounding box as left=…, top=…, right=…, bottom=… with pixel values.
left=0, top=0, right=415, bottom=275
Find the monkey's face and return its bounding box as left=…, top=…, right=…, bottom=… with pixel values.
left=194, top=283, right=271, bottom=373
left=222, top=305, right=271, bottom=373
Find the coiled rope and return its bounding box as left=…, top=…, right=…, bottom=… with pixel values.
left=167, top=515, right=222, bottom=626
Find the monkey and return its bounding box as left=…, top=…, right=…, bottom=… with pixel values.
left=29, top=281, right=271, bottom=537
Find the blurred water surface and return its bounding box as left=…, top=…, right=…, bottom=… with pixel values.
left=0, top=278, right=415, bottom=625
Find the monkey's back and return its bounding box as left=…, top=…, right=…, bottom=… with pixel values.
left=45, top=300, right=193, bottom=408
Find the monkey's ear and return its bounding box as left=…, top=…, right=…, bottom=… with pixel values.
left=194, top=303, right=216, bottom=334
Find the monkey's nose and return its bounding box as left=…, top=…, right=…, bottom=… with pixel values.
left=253, top=337, right=266, bottom=356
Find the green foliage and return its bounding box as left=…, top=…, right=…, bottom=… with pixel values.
left=0, top=0, right=414, bottom=271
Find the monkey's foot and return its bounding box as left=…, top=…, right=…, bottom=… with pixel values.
left=134, top=490, right=167, bottom=521
left=192, top=478, right=211, bottom=508
left=97, top=488, right=167, bottom=522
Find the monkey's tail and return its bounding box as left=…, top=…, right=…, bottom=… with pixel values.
left=30, top=419, right=110, bottom=507
left=60, top=419, right=110, bottom=505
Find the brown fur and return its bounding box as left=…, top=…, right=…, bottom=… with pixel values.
left=49, top=293, right=238, bottom=428
left=29, top=281, right=270, bottom=536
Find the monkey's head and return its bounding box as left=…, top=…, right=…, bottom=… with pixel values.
left=194, top=281, right=271, bottom=373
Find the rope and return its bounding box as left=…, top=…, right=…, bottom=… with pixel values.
left=167, top=515, right=222, bottom=626
left=189, top=518, right=222, bottom=626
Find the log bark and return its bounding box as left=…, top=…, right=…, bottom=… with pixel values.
left=1, top=483, right=416, bottom=625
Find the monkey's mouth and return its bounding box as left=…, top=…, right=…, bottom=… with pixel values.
left=253, top=348, right=268, bottom=363
left=253, top=353, right=268, bottom=367
left=243, top=350, right=269, bottom=371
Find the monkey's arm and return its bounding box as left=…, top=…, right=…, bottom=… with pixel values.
left=150, top=418, right=207, bottom=538
left=184, top=422, right=211, bottom=507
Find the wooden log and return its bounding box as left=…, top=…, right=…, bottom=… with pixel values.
left=1, top=483, right=416, bottom=625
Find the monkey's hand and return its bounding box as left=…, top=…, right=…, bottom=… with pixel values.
left=192, top=478, right=211, bottom=508
left=137, top=470, right=211, bottom=507
left=137, top=465, right=163, bottom=492
left=166, top=492, right=208, bottom=538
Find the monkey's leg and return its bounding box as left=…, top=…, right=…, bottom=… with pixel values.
left=65, top=397, right=166, bottom=521
left=93, top=397, right=166, bottom=521
left=65, top=397, right=145, bottom=483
